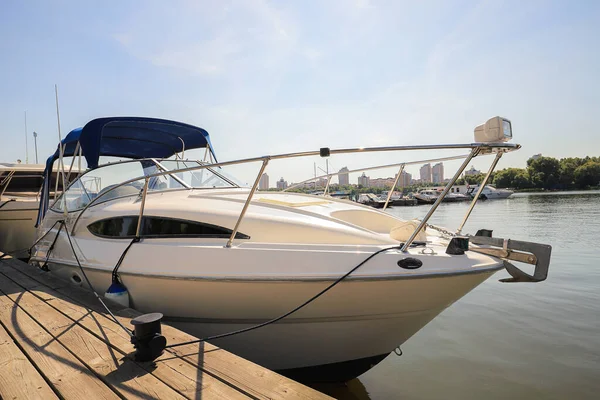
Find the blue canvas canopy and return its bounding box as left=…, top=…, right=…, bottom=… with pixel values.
left=36, top=117, right=217, bottom=226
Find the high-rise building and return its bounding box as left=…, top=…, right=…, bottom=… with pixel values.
left=420, top=163, right=432, bottom=182
left=259, top=173, right=269, bottom=190
left=338, top=167, right=349, bottom=185
left=432, top=162, right=444, bottom=184
left=276, top=177, right=288, bottom=190
left=399, top=171, right=412, bottom=188
left=358, top=172, right=370, bottom=187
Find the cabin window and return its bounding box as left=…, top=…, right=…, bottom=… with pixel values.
left=87, top=216, right=138, bottom=238
left=87, top=216, right=249, bottom=239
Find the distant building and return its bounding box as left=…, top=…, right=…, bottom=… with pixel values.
left=399, top=171, right=412, bottom=188
left=530, top=154, right=542, bottom=161
left=276, top=177, right=288, bottom=190
left=338, top=167, right=349, bottom=185
left=464, top=166, right=481, bottom=176
left=432, top=162, right=444, bottom=184
left=370, top=177, right=396, bottom=188
left=420, top=163, right=432, bottom=183
left=315, top=178, right=328, bottom=188
left=259, top=173, right=269, bottom=190
left=358, top=172, right=370, bottom=187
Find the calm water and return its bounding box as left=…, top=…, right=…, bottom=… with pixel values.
left=315, top=191, right=600, bottom=399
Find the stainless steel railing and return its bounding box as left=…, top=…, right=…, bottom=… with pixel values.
left=63, top=142, right=519, bottom=249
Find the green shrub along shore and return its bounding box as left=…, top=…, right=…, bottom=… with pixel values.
left=462, top=156, right=600, bottom=191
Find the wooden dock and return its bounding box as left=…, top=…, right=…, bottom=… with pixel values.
left=0, top=254, right=331, bottom=399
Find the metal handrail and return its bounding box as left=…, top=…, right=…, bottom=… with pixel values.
left=456, top=151, right=504, bottom=234
left=226, top=159, right=270, bottom=247
left=284, top=153, right=475, bottom=192
left=60, top=141, right=519, bottom=245
left=0, top=171, right=15, bottom=198
left=400, top=148, right=479, bottom=251
left=383, top=164, right=405, bottom=210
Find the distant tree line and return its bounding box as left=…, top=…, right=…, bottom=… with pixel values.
left=470, top=156, right=600, bottom=190
left=275, top=156, right=600, bottom=194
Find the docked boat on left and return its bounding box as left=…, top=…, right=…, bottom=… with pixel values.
left=0, top=163, right=57, bottom=259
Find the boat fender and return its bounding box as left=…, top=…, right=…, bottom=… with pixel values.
left=397, top=257, right=423, bottom=269
left=104, top=281, right=130, bottom=308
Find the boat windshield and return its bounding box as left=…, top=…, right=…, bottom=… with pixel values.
left=50, top=159, right=243, bottom=213
left=157, top=160, right=245, bottom=188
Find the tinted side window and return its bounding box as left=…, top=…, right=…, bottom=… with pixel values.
left=88, top=216, right=138, bottom=238
left=87, top=216, right=249, bottom=239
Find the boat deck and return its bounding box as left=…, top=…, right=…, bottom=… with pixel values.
left=0, top=253, right=330, bottom=399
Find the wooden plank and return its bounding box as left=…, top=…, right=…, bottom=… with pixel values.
left=2, top=257, right=332, bottom=400
left=0, top=322, right=59, bottom=400
left=0, top=263, right=251, bottom=400
left=0, top=286, right=119, bottom=399
left=0, top=272, right=187, bottom=400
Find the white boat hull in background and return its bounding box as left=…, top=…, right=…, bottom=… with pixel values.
left=0, top=199, right=39, bottom=259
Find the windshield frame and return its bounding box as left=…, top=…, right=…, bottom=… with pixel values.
left=49, top=158, right=242, bottom=213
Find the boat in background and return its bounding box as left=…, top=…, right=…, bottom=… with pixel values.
left=357, top=193, right=387, bottom=208
left=467, top=184, right=513, bottom=199
left=444, top=191, right=471, bottom=202
left=383, top=191, right=418, bottom=206
left=414, top=189, right=439, bottom=204
left=0, top=163, right=60, bottom=259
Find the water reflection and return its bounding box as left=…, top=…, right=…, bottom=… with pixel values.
left=316, top=191, right=600, bottom=399
left=309, top=379, right=372, bottom=400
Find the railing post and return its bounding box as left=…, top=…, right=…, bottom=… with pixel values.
left=400, top=148, right=479, bottom=252
left=456, top=151, right=504, bottom=234
left=0, top=171, right=15, bottom=198
left=323, top=175, right=333, bottom=195
left=383, top=164, right=405, bottom=210
left=226, top=158, right=270, bottom=248
left=135, top=177, right=150, bottom=238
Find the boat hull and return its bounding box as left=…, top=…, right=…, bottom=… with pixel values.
left=0, top=200, right=38, bottom=259
left=414, top=196, right=436, bottom=205
left=43, top=261, right=497, bottom=380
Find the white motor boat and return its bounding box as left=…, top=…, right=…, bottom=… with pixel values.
left=31, top=116, right=552, bottom=382
left=414, top=189, right=439, bottom=204
left=357, top=193, right=386, bottom=208
left=0, top=163, right=50, bottom=259
left=467, top=184, right=514, bottom=199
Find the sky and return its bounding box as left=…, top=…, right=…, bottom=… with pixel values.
left=1, top=0, right=599, bottom=186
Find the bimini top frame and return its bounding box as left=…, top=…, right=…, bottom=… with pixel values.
left=60, top=140, right=519, bottom=252
left=37, top=117, right=218, bottom=226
